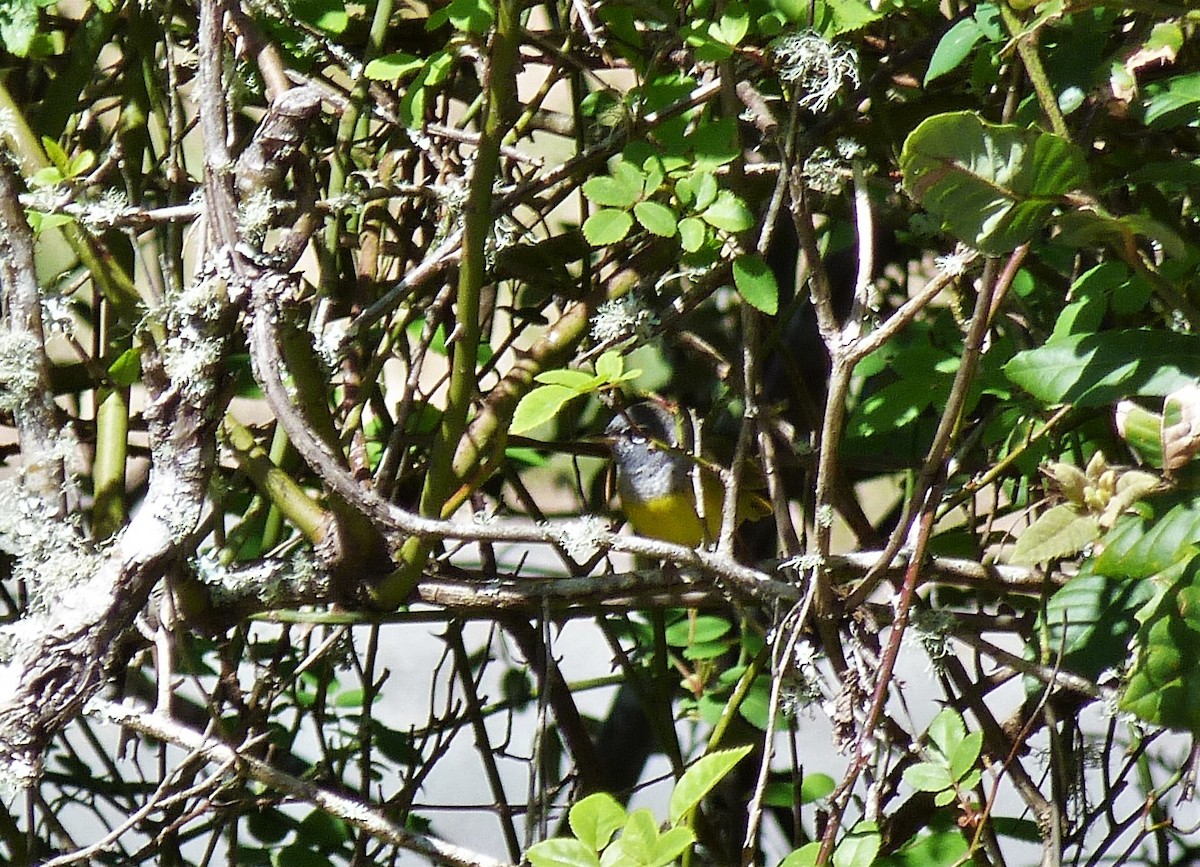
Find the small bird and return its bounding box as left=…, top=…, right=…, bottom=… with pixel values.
left=604, top=400, right=769, bottom=547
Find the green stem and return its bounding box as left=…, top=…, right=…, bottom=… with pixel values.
left=91, top=387, right=129, bottom=540
left=1000, top=3, right=1069, bottom=139
left=221, top=415, right=331, bottom=542
left=380, top=1, right=523, bottom=608
left=260, top=422, right=293, bottom=552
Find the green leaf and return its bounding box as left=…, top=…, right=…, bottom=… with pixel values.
left=648, top=826, right=695, bottom=866
left=535, top=369, right=596, bottom=389
left=664, top=615, right=732, bottom=646
left=900, top=111, right=1087, bottom=254
left=583, top=175, right=641, bottom=209
left=902, top=762, right=954, bottom=793
left=876, top=828, right=969, bottom=867
left=716, top=1, right=749, bottom=45
left=678, top=217, right=707, bottom=252
left=948, top=731, right=982, bottom=781
left=429, top=0, right=495, bottom=32
left=1121, top=558, right=1200, bottom=733
left=0, top=0, right=39, bottom=57
left=568, top=793, right=626, bottom=853
left=1039, top=569, right=1151, bottom=684
left=1009, top=503, right=1100, bottom=565
left=1004, top=330, right=1200, bottom=407
left=364, top=52, right=425, bottom=81
left=594, top=351, right=623, bottom=381
left=668, top=745, right=753, bottom=824
left=607, top=809, right=658, bottom=864
left=583, top=209, right=634, bottom=246
left=833, top=822, right=881, bottom=867
left=700, top=190, right=753, bottom=233
left=923, top=17, right=984, bottom=85
left=633, top=200, right=678, bottom=237
left=925, top=708, right=966, bottom=760
left=732, top=254, right=779, bottom=315
left=511, top=385, right=580, bottom=435
left=1095, top=500, right=1200, bottom=579
left=801, top=773, right=836, bottom=803
left=1141, top=72, right=1200, bottom=130
left=778, top=843, right=821, bottom=867
left=107, top=348, right=142, bottom=387
left=526, top=838, right=603, bottom=867
left=291, top=0, right=348, bottom=34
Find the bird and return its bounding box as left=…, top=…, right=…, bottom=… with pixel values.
left=604, top=399, right=770, bottom=547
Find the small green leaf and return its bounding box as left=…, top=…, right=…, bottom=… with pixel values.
left=668, top=746, right=753, bottom=824
left=778, top=842, right=821, bottom=867
left=902, top=762, right=955, bottom=793
left=634, top=200, right=678, bottom=237
left=526, top=838, right=603, bottom=867
left=594, top=351, right=623, bottom=381
left=949, top=731, right=982, bottom=781
left=833, top=822, right=881, bottom=867
left=535, top=369, right=596, bottom=388
left=583, top=176, right=640, bottom=209
left=568, top=792, right=626, bottom=853
left=692, top=172, right=718, bottom=211
left=1009, top=504, right=1100, bottom=565
left=511, top=385, right=580, bottom=435
left=924, top=17, right=984, bottom=85
left=107, top=348, right=142, bottom=387
left=801, top=773, right=836, bottom=803
left=925, top=708, right=966, bottom=760
left=649, top=826, right=695, bottom=866
left=732, top=254, right=779, bottom=314
left=701, top=190, right=754, bottom=233
left=583, top=209, right=634, bottom=246
left=664, top=615, right=732, bottom=646
left=678, top=217, right=707, bottom=252
left=364, top=52, right=425, bottom=81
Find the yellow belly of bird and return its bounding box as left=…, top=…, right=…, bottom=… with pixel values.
left=621, top=487, right=723, bottom=548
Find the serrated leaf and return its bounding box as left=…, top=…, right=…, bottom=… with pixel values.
left=700, top=190, right=753, bottom=232
left=900, top=111, right=1087, bottom=253
left=668, top=746, right=753, bottom=824
left=525, top=838, right=603, bottom=867
left=634, top=200, right=678, bottom=237
left=567, top=792, right=625, bottom=853
left=779, top=843, right=821, bottom=867
left=732, top=254, right=779, bottom=314
left=511, top=385, right=580, bottom=435
left=583, top=209, right=633, bottom=246
left=1009, top=504, right=1099, bottom=565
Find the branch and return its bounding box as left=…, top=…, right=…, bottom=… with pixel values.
left=98, top=702, right=514, bottom=867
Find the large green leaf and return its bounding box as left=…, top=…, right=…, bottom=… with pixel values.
left=900, top=111, right=1087, bottom=253
left=1094, top=500, right=1200, bottom=579
left=1009, top=504, right=1099, bottom=565
left=1004, top=330, right=1200, bottom=407
left=1122, top=557, right=1200, bottom=733
left=1039, top=568, right=1153, bottom=682
left=667, top=746, right=753, bottom=824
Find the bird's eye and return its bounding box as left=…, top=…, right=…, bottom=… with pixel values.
left=629, top=432, right=647, bottom=445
